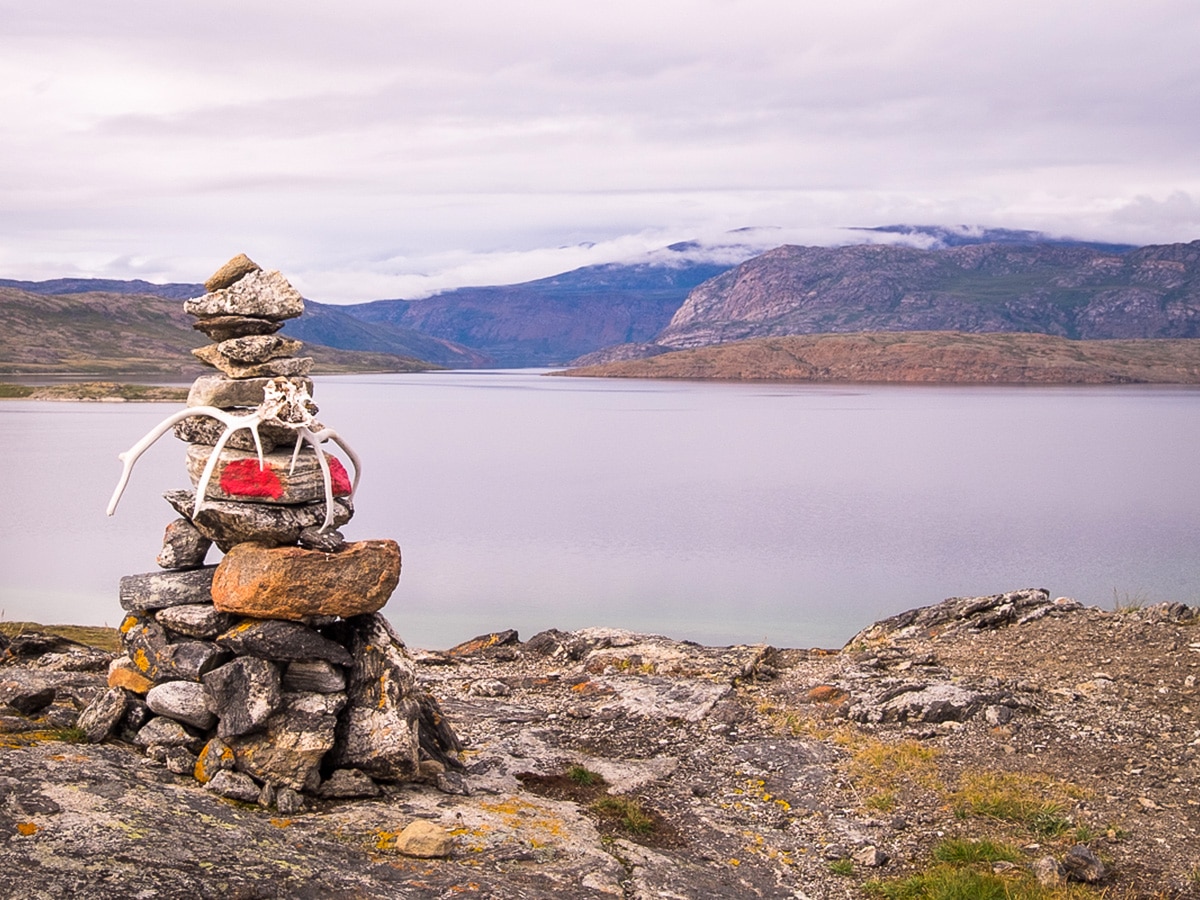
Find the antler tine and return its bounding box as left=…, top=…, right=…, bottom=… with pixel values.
left=298, top=427, right=337, bottom=532
left=304, top=425, right=362, bottom=499
left=107, top=405, right=236, bottom=516
left=192, top=411, right=261, bottom=519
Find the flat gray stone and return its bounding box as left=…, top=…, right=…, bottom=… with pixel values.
left=192, top=314, right=282, bottom=342
left=155, top=603, right=235, bottom=640
left=186, top=374, right=313, bottom=410
left=146, top=680, right=216, bottom=730
left=216, top=619, right=353, bottom=667
left=317, top=768, right=380, bottom=799
left=174, top=414, right=298, bottom=453
left=206, top=770, right=262, bottom=803
left=283, top=660, right=346, bottom=693
left=119, top=567, right=216, bottom=614
left=191, top=347, right=313, bottom=379
left=165, top=489, right=352, bottom=551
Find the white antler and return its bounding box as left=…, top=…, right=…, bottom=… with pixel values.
left=107, top=380, right=360, bottom=532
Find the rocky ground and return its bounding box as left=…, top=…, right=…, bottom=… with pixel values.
left=2, top=588, right=1198, bottom=899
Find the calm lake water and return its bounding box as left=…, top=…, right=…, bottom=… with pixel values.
left=2, top=371, right=1198, bottom=649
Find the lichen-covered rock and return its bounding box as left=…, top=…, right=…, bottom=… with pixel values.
left=327, top=614, right=421, bottom=781
left=165, top=489, right=353, bottom=551
left=226, top=695, right=339, bottom=792
left=215, top=619, right=353, bottom=667
left=194, top=737, right=237, bottom=784
left=156, top=518, right=212, bottom=570
left=155, top=603, right=234, bottom=640
left=124, top=618, right=228, bottom=684
left=211, top=540, right=399, bottom=621
left=202, top=657, right=282, bottom=739
left=107, top=655, right=154, bottom=694
left=119, top=567, right=216, bottom=614
left=186, top=268, right=304, bottom=321
left=77, top=687, right=128, bottom=742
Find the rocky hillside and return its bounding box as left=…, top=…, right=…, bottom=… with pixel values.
left=563, top=331, right=1200, bottom=384
left=342, top=260, right=733, bottom=367
left=2, top=590, right=1198, bottom=897
left=0, top=286, right=445, bottom=376
left=633, top=240, right=1200, bottom=355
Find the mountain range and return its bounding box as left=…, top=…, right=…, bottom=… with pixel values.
left=2, top=227, right=1197, bottom=374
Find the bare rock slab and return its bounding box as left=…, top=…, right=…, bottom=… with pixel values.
left=212, top=540, right=400, bottom=620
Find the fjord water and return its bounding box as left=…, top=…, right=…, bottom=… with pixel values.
left=2, top=372, right=1197, bottom=650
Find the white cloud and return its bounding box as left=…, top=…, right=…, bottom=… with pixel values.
left=1, top=0, right=1198, bottom=300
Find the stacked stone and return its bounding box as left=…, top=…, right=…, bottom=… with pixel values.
left=83, top=255, right=460, bottom=811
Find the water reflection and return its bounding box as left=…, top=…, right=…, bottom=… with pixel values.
left=1, top=374, right=1197, bottom=649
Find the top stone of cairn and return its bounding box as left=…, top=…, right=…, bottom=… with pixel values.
left=204, top=253, right=261, bottom=292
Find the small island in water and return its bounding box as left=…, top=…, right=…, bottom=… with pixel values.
left=561, top=331, right=1200, bottom=384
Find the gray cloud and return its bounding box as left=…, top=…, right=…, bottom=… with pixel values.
left=1, top=0, right=1198, bottom=299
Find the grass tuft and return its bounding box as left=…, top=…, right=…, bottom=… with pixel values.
left=592, top=796, right=655, bottom=835
left=950, top=771, right=1085, bottom=837
left=567, top=765, right=602, bottom=786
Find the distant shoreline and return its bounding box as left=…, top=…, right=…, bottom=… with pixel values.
left=0, top=381, right=189, bottom=402
left=558, top=331, right=1200, bottom=384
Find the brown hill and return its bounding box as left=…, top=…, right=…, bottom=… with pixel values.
left=561, top=331, right=1200, bottom=384
left=0, top=287, right=437, bottom=376
left=645, top=240, right=1200, bottom=354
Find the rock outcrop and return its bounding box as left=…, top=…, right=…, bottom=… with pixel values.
left=4, top=592, right=1198, bottom=897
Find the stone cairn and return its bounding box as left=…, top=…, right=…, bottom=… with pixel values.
left=80, top=254, right=461, bottom=812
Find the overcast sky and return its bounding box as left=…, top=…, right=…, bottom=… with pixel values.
left=3, top=0, right=1198, bottom=302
